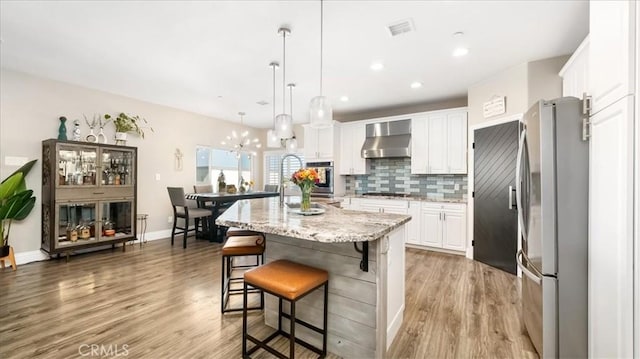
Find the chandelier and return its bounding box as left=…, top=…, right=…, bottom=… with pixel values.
left=221, top=112, right=261, bottom=157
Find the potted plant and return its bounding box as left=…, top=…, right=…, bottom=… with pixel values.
left=108, top=113, right=153, bottom=145
left=0, top=159, right=37, bottom=257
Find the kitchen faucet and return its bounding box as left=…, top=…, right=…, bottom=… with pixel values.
left=279, top=153, right=303, bottom=206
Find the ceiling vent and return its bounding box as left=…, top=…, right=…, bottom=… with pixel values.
left=387, top=19, right=415, bottom=37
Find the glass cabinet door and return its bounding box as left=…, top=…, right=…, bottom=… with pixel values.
left=57, top=202, right=98, bottom=248
left=57, top=144, right=98, bottom=187
left=100, top=201, right=133, bottom=240
left=100, top=149, right=135, bottom=186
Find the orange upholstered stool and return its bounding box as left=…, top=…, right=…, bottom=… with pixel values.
left=242, top=259, right=329, bottom=359
left=221, top=235, right=265, bottom=313
left=226, top=226, right=262, bottom=238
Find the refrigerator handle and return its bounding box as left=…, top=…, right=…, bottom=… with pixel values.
left=515, top=129, right=527, bottom=241
left=516, top=249, right=542, bottom=285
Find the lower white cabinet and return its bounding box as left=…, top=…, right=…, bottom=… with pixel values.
left=341, top=197, right=467, bottom=253
left=406, top=201, right=421, bottom=245
left=419, top=203, right=466, bottom=252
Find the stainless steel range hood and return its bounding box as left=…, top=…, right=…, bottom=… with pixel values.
left=361, top=119, right=411, bottom=158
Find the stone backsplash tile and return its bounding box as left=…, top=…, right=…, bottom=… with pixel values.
left=344, top=158, right=467, bottom=200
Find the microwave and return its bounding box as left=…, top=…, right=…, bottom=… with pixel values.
left=306, top=161, right=334, bottom=197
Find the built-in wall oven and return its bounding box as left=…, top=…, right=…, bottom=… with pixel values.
left=306, top=161, right=334, bottom=197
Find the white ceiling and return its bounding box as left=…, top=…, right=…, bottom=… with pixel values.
left=0, top=1, right=588, bottom=128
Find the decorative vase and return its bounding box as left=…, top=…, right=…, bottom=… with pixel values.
left=97, top=127, right=107, bottom=144
left=58, top=116, right=68, bottom=140
left=300, top=186, right=312, bottom=212
left=115, top=132, right=127, bottom=145
left=86, top=128, right=97, bottom=143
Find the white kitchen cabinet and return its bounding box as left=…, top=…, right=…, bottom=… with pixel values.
left=427, top=114, right=448, bottom=173
left=406, top=201, right=421, bottom=245
left=587, top=2, right=636, bottom=358
left=589, top=0, right=635, bottom=114
left=420, top=206, right=442, bottom=247
left=356, top=198, right=408, bottom=214
left=446, top=111, right=468, bottom=174
left=559, top=36, right=589, bottom=98
left=420, top=203, right=467, bottom=252
left=588, top=96, right=635, bottom=358
left=304, top=124, right=337, bottom=161
left=338, top=122, right=367, bottom=175
left=441, top=208, right=466, bottom=251
left=411, top=109, right=468, bottom=174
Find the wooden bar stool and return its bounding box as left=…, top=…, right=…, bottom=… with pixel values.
left=221, top=234, right=265, bottom=313
left=243, top=259, right=329, bottom=359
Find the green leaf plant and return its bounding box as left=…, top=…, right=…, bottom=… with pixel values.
left=0, top=159, right=37, bottom=247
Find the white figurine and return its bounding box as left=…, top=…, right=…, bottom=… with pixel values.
left=72, top=120, right=81, bottom=141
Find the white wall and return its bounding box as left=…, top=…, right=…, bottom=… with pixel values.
left=0, top=68, right=270, bottom=258
left=528, top=55, right=570, bottom=106
left=467, top=62, right=528, bottom=127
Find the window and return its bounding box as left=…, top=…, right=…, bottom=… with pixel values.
left=263, top=150, right=304, bottom=194
left=196, top=147, right=253, bottom=192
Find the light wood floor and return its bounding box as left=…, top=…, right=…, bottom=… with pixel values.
left=0, top=239, right=537, bottom=359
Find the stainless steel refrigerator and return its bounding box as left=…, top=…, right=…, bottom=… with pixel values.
left=515, top=97, right=588, bottom=358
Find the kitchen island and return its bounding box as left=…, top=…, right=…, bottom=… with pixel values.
left=216, top=197, right=411, bottom=358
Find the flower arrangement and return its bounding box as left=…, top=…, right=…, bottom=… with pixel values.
left=291, top=168, right=319, bottom=211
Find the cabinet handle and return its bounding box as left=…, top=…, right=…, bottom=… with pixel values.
left=439, top=212, right=442, bottom=221
left=93, top=192, right=105, bottom=195
left=443, top=212, right=446, bottom=221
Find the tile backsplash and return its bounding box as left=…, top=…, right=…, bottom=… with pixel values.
left=344, top=158, right=468, bottom=200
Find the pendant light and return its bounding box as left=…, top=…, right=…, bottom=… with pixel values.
left=286, top=83, right=298, bottom=153
left=308, top=0, right=333, bottom=129
left=267, top=61, right=281, bottom=148
left=275, top=27, right=294, bottom=139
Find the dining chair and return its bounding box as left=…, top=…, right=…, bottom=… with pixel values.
left=167, top=187, right=212, bottom=249
left=264, top=184, right=279, bottom=192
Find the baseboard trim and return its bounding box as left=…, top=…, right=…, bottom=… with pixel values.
left=405, top=243, right=465, bottom=256
left=14, top=250, right=49, bottom=265
left=11, top=227, right=200, bottom=265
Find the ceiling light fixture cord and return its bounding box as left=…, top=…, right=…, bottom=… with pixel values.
left=282, top=30, right=286, bottom=115
left=272, top=62, right=277, bottom=128
left=320, top=0, right=324, bottom=95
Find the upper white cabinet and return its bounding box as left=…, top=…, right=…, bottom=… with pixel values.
left=589, top=0, right=635, bottom=113
left=559, top=36, right=589, bottom=98
left=304, top=124, right=337, bottom=161
left=411, top=109, right=468, bottom=174
left=338, top=122, right=367, bottom=175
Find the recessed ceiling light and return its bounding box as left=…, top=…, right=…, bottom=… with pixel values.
left=370, top=62, right=384, bottom=71
left=410, top=82, right=423, bottom=89
left=452, top=47, right=469, bottom=57
left=256, top=100, right=269, bottom=106
left=452, top=31, right=464, bottom=37
left=340, top=96, right=349, bottom=102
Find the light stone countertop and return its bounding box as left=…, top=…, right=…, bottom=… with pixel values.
left=340, top=194, right=467, bottom=204
left=215, top=196, right=411, bottom=243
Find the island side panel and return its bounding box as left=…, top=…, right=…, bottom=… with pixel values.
left=263, top=234, right=378, bottom=358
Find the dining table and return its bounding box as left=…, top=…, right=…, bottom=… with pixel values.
left=184, top=191, right=279, bottom=242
